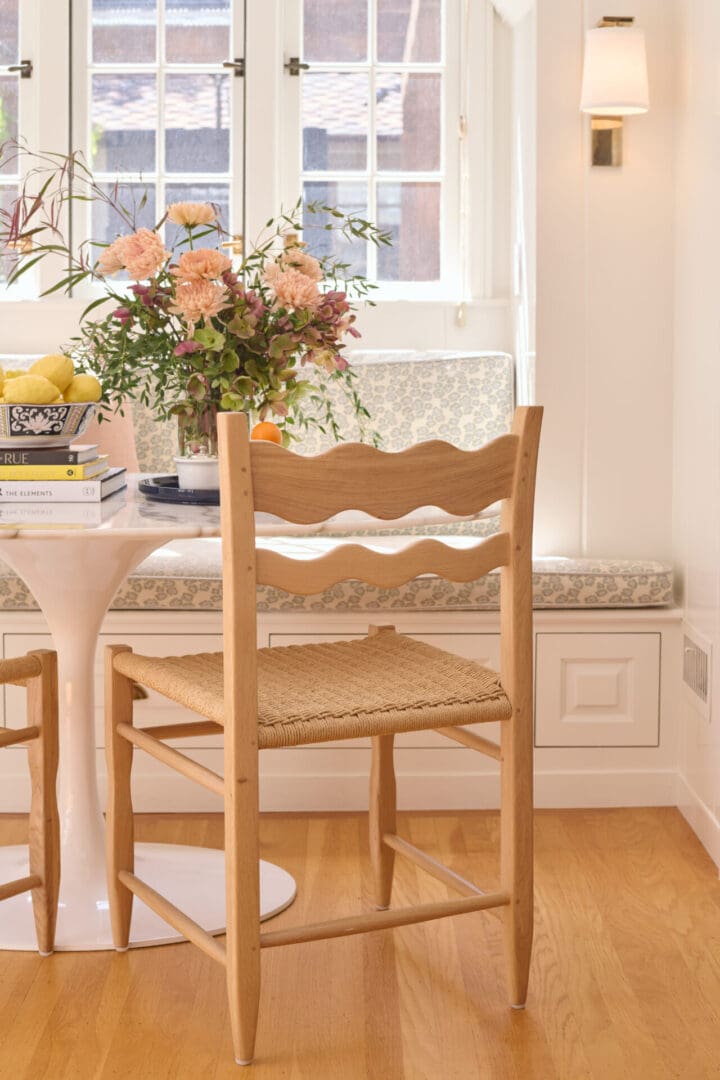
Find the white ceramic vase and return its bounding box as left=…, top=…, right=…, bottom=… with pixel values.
left=173, top=454, right=219, bottom=491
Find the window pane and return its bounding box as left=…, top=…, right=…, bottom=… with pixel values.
left=0, top=77, right=18, bottom=174
left=376, top=73, right=441, bottom=172
left=92, top=183, right=157, bottom=270
left=304, top=0, right=368, bottom=63
left=91, top=74, right=157, bottom=173
left=377, top=181, right=440, bottom=281
left=92, top=0, right=157, bottom=64
left=303, top=73, right=368, bottom=172
left=377, top=0, right=441, bottom=63
left=303, top=181, right=368, bottom=278
left=165, top=181, right=228, bottom=249
left=0, top=0, right=18, bottom=65
left=166, top=0, right=231, bottom=63
left=165, top=74, right=230, bottom=174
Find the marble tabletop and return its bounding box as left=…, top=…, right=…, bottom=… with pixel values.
left=0, top=475, right=499, bottom=540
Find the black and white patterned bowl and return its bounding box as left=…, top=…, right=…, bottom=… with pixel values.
left=0, top=402, right=98, bottom=448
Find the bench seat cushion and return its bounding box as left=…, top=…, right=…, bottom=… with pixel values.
left=0, top=537, right=674, bottom=612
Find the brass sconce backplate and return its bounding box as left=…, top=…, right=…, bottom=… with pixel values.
left=591, top=116, right=623, bottom=166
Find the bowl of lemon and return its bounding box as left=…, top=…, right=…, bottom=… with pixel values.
left=0, top=355, right=102, bottom=448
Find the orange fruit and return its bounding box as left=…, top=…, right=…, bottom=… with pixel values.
left=251, top=421, right=283, bottom=445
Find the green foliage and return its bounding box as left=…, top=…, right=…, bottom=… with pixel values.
left=0, top=142, right=392, bottom=446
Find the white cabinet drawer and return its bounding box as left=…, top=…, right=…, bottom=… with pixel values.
left=268, top=631, right=501, bottom=749
left=534, top=633, right=661, bottom=748
left=3, top=632, right=223, bottom=748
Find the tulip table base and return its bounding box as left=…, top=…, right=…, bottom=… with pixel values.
left=0, top=525, right=296, bottom=952
left=0, top=844, right=296, bottom=951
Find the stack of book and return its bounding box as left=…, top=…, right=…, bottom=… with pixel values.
left=0, top=444, right=127, bottom=504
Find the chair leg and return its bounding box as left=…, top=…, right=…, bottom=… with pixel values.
left=105, top=645, right=136, bottom=950
left=225, top=734, right=261, bottom=1065
left=369, top=734, right=396, bottom=910
left=26, top=651, right=60, bottom=956
left=499, top=713, right=534, bottom=1008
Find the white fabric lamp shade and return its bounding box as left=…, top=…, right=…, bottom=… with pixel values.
left=580, top=27, right=649, bottom=116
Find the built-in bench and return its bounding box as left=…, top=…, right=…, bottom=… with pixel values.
left=0, top=351, right=679, bottom=815
left=0, top=350, right=674, bottom=613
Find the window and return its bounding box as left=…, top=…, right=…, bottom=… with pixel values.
left=281, top=0, right=461, bottom=294
left=1, top=0, right=506, bottom=351
left=74, top=0, right=244, bottom=248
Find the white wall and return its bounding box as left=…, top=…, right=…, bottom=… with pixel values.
left=535, top=0, right=676, bottom=560
left=672, top=0, right=720, bottom=868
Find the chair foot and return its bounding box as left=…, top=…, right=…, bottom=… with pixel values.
left=115, top=946, right=130, bottom=953
left=375, top=904, right=390, bottom=911
left=235, top=1059, right=254, bottom=1067
left=38, top=950, right=53, bottom=957
left=510, top=1003, right=526, bottom=1011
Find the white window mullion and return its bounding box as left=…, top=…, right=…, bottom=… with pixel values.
left=368, top=0, right=377, bottom=283
left=157, top=0, right=166, bottom=224
left=230, top=0, right=245, bottom=243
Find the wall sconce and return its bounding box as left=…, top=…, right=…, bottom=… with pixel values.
left=580, top=16, right=649, bottom=166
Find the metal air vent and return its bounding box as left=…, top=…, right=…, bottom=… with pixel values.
left=683, top=627, right=712, bottom=720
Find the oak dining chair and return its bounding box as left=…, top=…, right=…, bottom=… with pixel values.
left=105, top=405, right=542, bottom=1066
left=0, top=650, right=59, bottom=955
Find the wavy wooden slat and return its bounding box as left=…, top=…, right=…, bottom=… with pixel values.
left=250, top=435, right=519, bottom=523
left=256, top=531, right=511, bottom=593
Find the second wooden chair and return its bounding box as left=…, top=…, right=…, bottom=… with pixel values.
left=0, top=650, right=59, bottom=955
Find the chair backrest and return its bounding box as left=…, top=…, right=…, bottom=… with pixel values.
left=217, top=407, right=542, bottom=738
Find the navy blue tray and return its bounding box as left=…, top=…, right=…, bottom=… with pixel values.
left=138, top=475, right=220, bottom=506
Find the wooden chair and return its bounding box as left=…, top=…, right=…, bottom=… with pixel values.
left=105, top=406, right=542, bottom=1065
left=0, top=650, right=60, bottom=955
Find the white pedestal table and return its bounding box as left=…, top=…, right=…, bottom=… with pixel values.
left=0, top=479, right=296, bottom=951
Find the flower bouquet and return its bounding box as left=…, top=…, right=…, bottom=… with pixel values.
left=0, top=144, right=390, bottom=484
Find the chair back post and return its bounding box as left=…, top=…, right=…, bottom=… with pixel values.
left=218, top=411, right=262, bottom=1059
left=498, top=406, right=542, bottom=722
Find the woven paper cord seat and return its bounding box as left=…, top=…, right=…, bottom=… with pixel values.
left=114, top=629, right=512, bottom=748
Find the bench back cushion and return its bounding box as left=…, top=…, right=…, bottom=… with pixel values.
left=133, top=350, right=515, bottom=473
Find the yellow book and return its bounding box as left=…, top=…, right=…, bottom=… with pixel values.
left=0, top=457, right=109, bottom=481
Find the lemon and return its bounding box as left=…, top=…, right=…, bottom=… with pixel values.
left=4, top=375, right=61, bottom=404
left=4, top=369, right=25, bottom=379
left=63, top=374, right=102, bottom=403
left=30, top=353, right=75, bottom=393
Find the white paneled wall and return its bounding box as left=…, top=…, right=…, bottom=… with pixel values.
left=535, top=0, right=676, bottom=561
left=672, top=0, right=720, bottom=869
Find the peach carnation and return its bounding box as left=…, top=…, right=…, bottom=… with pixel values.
left=118, top=228, right=169, bottom=281
left=270, top=268, right=321, bottom=311
left=166, top=202, right=216, bottom=227
left=170, top=248, right=232, bottom=283
left=169, top=280, right=230, bottom=328
left=96, top=238, right=126, bottom=276
left=264, top=248, right=323, bottom=286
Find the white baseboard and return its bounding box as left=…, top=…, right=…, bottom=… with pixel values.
left=0, top=756, right=678, bottom=813
left=675, top=773, right=720, bottom=873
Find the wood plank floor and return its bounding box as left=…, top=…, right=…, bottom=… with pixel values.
left=1, top=808, right=720, bottom=1079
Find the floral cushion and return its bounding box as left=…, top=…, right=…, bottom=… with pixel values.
left=0, top=535, right=674, bottom=612
left=132, top=350, right=515, bottom=472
